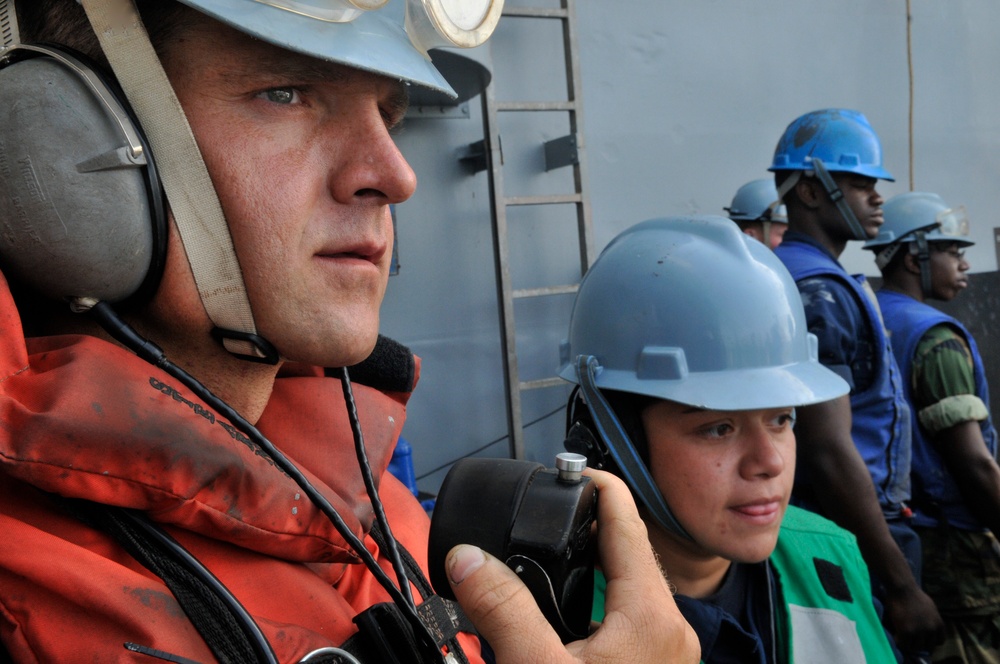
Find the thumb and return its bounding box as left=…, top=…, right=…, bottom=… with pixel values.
left=446, top=544, right=567, bottom=662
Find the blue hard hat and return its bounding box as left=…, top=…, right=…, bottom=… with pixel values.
left=559, top=216, right=848, bottom=411
left=864, top=192, right=973, bottom=251
left=725, top=178, right=787, bottom=224
left=769, top=109, right=894, bottom=182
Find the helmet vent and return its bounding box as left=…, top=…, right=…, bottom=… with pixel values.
left=637, top=347, right=688, bottom=381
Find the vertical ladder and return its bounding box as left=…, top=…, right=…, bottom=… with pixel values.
left=479, top=0, right=594, bottom=460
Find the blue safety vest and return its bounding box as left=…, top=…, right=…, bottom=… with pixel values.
left=876, top=289, right=998, bottom=531
left=776, top=239, right=912, bottom=512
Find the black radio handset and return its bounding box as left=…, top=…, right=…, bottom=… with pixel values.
left=428, top=453, right=598, bottom=644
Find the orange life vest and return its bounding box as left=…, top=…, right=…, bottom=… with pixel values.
left=0, top=275, right=481, bottom=663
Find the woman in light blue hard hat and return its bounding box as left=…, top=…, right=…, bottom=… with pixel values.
left=560, top=215, right=897, bottom=663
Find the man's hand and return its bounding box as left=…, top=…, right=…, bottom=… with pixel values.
left=446, top=469, right=700, bottom=663
left=794, top=398, right=944, bottom=654
left=883, top=584, right=945, bottom=656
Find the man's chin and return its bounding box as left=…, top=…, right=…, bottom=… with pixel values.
left=277, top=330, right=380, bottom=369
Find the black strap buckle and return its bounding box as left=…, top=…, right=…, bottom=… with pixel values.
left=211, top=327, right=280, bottom=364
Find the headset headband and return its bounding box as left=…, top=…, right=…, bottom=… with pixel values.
left=79, top=0, right=276, bottom=361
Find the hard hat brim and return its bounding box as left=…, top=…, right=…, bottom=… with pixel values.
left=561, top=360, right=850, bottom=412
left=177, top=0, right=457, bottom=97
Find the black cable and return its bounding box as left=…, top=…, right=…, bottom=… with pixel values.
left=334, top=366, right=415, bottom=609
left=415, top=404, right=566, bottom=481
left=112, top=507, right=278, bottom=664
left=87, top=301, right=442, bottom=660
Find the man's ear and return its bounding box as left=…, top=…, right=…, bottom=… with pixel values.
left=902, top=249, right=922, bottom=276
left=741, top=225, right=764, bottom=244
left=795, top=177, right=822, bottom=209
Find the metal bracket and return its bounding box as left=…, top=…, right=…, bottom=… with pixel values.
left=460, top=139, right=488, bottom=174
left=544, top=134, right=579, bottom=172
left=994, top=227, right=1000, bottom=271
left=405, top=102, right=471, bottom=120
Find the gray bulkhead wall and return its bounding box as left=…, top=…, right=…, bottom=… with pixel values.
left=380, top=0, right=1000, bottom=495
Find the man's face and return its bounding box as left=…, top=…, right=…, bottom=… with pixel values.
left=161, top=16, right=416, bottom=368
left=927, top=242, right=971, bottom=301
left=642, top=400, right=796, bottom=565
left=826, top=172, right=884, bottom=239
left=743, top=222, right=788, bottom=250
left=767, top=222, right=788, bottom=249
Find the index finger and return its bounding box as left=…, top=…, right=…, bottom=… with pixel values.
left=584, top=468, right=665, bottom=588
left=571, top=469, right=701, bottom=662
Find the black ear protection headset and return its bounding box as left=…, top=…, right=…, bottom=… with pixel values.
left=563, top=385, right=652, bottom=480
left=0, top=39, right=168, bottom=307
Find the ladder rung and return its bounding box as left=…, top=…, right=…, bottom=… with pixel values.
left=513, top=284, right=579, bottom=299
left=502, top=7, right=568, bottom=19
left=497, top=101, right=576, bottom=112
left=505, top=193, right=582, bottom=206
left=519, top=377, right=567, bottom=391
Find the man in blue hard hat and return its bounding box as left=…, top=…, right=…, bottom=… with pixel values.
left=0, top=1, right=699, bottom=662
left=770, top=109, right=944, bottom=658
left=725, top=178, right=789, bottom=249
left=867, top=192, right=1000, bottom=663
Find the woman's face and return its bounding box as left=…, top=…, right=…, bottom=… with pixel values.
left=643, top=400, right=797, bottom=564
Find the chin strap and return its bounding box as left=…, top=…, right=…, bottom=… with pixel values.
left=775, top=160, right=869, bottom=242
left=79, top=0, right=276, bottom=363
left=911, top=232, right=933, bottom=298
left=875, top=231, right=933, bottom=298
left=574, top=355, right=692, bottom=541
left=809, top=158, right=869, bottom=241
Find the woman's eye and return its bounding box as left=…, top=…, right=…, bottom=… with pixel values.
left=771, top=412, right=796, bottom=428
left=701, top=423, right=733, bottom=439
left=258, top=88, right=301, bottom=105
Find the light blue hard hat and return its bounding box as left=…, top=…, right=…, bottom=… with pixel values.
left=724, top=178, right=787, bottom=224
left=178, top=0, right=505, bottom=96
left=864, top=192, right=973, bottom=296
left=559, top=215, right=848, bottom=411
left=559, top=216, right=848, bottom=542
left=864, top=192, right=973, bottom=252
left=769, top=108, right=894, bottom=181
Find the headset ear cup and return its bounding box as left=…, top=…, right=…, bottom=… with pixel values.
left=0, top=45, right=166, bottom=306
left=564, top=420, right=609, bottom=471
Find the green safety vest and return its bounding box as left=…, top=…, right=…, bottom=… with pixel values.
left=592, top=506, right=896, bottom=663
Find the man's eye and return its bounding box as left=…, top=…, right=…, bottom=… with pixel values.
left=258, top=88, right=300, bottom=105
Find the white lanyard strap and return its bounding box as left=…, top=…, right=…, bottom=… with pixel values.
left=0, top=0, right=19, bottom=51
left=80, top=0, right=273, bottom=361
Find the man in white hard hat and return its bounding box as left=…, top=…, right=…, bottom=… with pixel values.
left=724, top=178, right=788, bottom=249
left=0, top=1, right=699, bottom=662
left=867, top=193, right=1000, bottom=663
